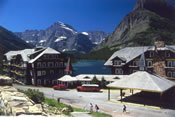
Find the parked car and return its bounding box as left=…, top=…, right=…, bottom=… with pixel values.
left=53, top=84, right=67, bottom=90
left=77, top=84, right=100, bottom=92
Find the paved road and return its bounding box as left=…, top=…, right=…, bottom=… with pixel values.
left=13, top=84, right=175, bottom=117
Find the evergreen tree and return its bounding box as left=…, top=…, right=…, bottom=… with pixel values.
left=91, top=75, right=99, bottom=84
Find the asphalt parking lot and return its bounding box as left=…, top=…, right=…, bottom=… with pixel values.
left=14, top=84, right=175, bottom=117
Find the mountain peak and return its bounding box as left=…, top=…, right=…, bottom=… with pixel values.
left=133, top=0, right=175, bottom=20
left=134, top=0, right=168, bottom=10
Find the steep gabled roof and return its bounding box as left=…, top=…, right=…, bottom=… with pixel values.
left=29, top=47, right=61, bottom=63
left=5, top=47, right=61, bottom=63
left=105, top=45, right=175, bottom=66
left=104, top=46, right=151, bottom=66
left=107, top=71, right=175, bottom=93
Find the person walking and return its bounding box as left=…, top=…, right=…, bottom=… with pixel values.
left=89, top=103, right=93, bottom=112
left=95, top=104, right=99, bottom=112
left=123, top=104, right=126, bottom=113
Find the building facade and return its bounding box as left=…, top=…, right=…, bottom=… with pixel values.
left=105, top=41, right=175, bottom=80
left=3, top=47, right=66, bottom=86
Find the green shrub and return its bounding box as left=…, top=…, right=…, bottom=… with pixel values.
left=18, top=88, right=45, bottom=104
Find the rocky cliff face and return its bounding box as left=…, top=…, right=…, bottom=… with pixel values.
left=15, top=22, right=107, bottom=53
left=97, top=0, right=175, bottom=50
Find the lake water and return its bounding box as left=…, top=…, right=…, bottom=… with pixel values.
left=72, top=60, right=111, bottom=75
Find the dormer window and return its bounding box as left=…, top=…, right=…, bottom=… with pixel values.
left=114, top=60, right=122, bottom=66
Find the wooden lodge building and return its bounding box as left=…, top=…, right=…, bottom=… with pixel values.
left=3, top=47, right=67, bottom=86
left=105, top=41, right=175, bottom=80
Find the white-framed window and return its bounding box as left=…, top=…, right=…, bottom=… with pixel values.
left=115, top=68, right=123, bottom=75
left=37, top=71, right=41, bottom=76
left=48, top=62, right=54, bottom=67
left=133, top=61, right=139, bottom=66
left=165, top=51, right=170, bottom=58
left=42, top=71, right=46, bottom=76
left=42, top=62, right=46, bottom=67
left=147, top=61, right=152, bottom=66
left=37, top=62, right=41, bottom=68
left=149, top=51, right=154, bottom=58
left=167, top=61, right=173, bottom=67
left=167, top=71, right=173, bottom=77
left=114, top=60, right=122, bottom=66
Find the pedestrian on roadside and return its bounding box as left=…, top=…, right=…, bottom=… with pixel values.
left=90, top=103, right=93, bottom=112
left=95, top=104, right=99, bottom=112
left=123, top=104, right=126, bottom=113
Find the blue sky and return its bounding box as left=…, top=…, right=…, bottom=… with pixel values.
left=0, top=0, right=136, bottom=33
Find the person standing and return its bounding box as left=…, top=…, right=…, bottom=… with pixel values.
left=123, top=104, right=126, bottom=113
left=95, top=104, right=99, bottom=112
left=90, top=103, right=93, bottom=112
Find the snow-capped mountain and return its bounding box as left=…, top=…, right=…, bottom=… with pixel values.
left=82, top=31, right=107, bottom=44
left=15, top=22, right=107, bottom=53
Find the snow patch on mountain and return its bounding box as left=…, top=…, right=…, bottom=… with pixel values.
left=39, top=40, right=46, bottom=43
left=55, top=36, right=67, bottom=42
left=26, top=40, right=33, bottom=43
left=58, top=22, right=77, bottom=34
left=81, top=32, right=89, bottom=35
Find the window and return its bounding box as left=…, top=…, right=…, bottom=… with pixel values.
left=114, top=60, right=122, bottom=66
left=50, top=70, right=54, bottom=74
left=37, top=71, right=41, bottom=76
left=59, top=62, right=63, bottom=67
left=115, top=68, right=123, bottom=75
left=173, top=72, right=175, bottom=77
left=41, top=62, right=46, bottom=67
left=149, top=51, right=154, bottom=58
left=37, top=80, right=41, bottom=85
left=48, top=62, right=54, bottom=67
left=55, top=62, right=59, bottom=67
left=165, top=51, right=170, bottom=58
left=133, top=61, right=139, bottom=66
left=56, top=55, right=59, bottom=58
left=147, top=61, right=152, bottom=67
left=167, top=71, right=172, bottom=77
left=42, top=71, right=46, bottom=76
left=37, top=62, right=41, bottom=68
left=167, top=61, right=173, bottom=67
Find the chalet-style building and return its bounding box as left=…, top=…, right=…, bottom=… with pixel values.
left=105, top=41, right=175, bottom=80
left=3, top=47, right=66, bottom=86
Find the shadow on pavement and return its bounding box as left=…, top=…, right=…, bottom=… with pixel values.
left=119, top=91, right=175, bottom=110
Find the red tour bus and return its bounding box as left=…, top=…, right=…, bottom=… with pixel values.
left=77, top=84, right=100, bottom=92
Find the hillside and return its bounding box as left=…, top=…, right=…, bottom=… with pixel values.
left=97, top=0, right=175, bottom=50
left=0, top=26, right=32, bottom=55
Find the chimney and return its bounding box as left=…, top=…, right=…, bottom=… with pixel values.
left=155, top=41, right=165, bottom=47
